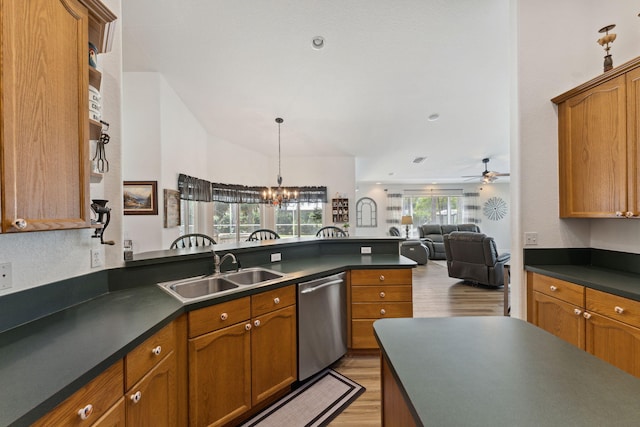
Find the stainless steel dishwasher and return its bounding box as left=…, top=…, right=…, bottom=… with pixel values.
left=297, top=272, right=347, bottom=381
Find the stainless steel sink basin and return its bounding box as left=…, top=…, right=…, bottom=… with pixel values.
left=225, top=267, right=285, bottom=285
left=158, top=267, right=286, bottom=303
left=164, top=276, right=238, bottom=301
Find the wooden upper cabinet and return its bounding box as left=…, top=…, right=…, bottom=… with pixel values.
left=0, top=0, right=116, bottom=233
left=554, top=57, right=640, bottom=218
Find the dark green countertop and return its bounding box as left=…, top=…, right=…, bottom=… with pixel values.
left=525, top=264, right=640, bottom=301
left=0, top=254, right=413, bottom=427
left=374, top=317, right=640, bottom=427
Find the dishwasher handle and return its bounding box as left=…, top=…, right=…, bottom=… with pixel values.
left=300, top=279, right=344, bottom=294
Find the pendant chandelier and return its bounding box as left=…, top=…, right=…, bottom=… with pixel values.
left=263, top=117, right=297, bottom=207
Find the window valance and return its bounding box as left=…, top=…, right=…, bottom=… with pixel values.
left=178, top=174, right=212, bottom=202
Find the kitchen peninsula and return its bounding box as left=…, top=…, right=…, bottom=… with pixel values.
left=375, top=317, right=640, bottom=426
left=0, top=236, right=413, bottom=426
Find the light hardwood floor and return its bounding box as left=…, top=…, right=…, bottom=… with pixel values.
left=330, top=261, right=506, bottom=426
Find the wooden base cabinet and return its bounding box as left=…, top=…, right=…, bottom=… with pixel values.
left=188, top=286, right=297, bottom=426
left=585, top=288, right=640, bottom=377
left=529, top=272, right=640, bottom=378
left=350, top=269, right=413, bottom=349
left=530, top=273, right=585, bottom=348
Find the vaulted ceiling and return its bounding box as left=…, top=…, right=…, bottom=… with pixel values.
left=122, top=0, right=511, bottom=184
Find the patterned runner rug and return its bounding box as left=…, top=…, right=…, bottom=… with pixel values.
left=241, top=369, right=365, bottom=427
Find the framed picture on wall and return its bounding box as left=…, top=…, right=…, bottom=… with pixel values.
left=164, top=189, right=181, bottom=227
left=123, top=181, right=158, bottom=215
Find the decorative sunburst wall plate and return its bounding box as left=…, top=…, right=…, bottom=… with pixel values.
left=483, top=197, right=507, bottom=221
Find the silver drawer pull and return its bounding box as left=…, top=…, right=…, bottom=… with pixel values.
left=151, top=345, right=162, bottom=356
left=254, top=319, right=261, bottom=327
left=574, top=308, right=582, bottom=316
left=379, top=291, right=386, bottom=298
left=380, top=309, right=386, bottom=315
left=220, top=312, right=228, bottom=321
left=130, top=391, right=142, bottom=404
left=583, top=312, right=592, bottom=320
left=245, top=323, right=252, bottom=331
left=549, top=285, right=557, bottom=292
left=614, top=306, right=625, bottom=314
left=13, top=218, right=27, bottom=230
left=379, top=275, right=385, bottom=281
left=274, top=297, right=280, bottom=305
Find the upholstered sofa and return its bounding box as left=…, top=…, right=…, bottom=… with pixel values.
left=418, top=223, right=481, bottom=260
left=443, top=231, right=510, bottom=287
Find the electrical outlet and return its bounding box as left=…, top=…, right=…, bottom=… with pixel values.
left=0, top=262, right=12, bottom=290
left=361, top=247, right=372, bottom=254
left=271, top=253, right=282, bottom=262
left=524, top=232, right=538, bottom=245
left=91, top=249, right=103, bottom=268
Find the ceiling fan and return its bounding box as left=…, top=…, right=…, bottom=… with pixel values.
left=463, top=158, right=510, bottom=183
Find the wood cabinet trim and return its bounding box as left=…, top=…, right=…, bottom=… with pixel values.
left=552, top=55, right=640, bottom=104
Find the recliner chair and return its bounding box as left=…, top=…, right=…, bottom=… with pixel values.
left=443, top=231, right=510, bottom=287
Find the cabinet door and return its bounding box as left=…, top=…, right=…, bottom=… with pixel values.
left=125, top=351, right=177, bottom=426
left=585, top=312, right=640, bottom=378
left=626, top=67, right=640, bottom=216
left=93, top=398, right=125, bottom=427
left=1, top=0, right=90, bottom=232
left=532, top=291, right=585, bottom=348
left=251, top=304, right=297, bottom=406
left=558, top=75, right=627, bottom=217
left=189, top=322, right=251, bottom=427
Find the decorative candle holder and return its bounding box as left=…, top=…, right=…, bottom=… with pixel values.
left=597, top=24, right=617, bottom=72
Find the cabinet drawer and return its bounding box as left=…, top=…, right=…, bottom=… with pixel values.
left=189, top=297, right=251, bottom=338
left=352, top=285, right=412, bottom=303
left=126, top=321, right=176, bottom=390
left=586, top=288, right=640, bottom=327
left=351, top=319, right=379, bottom=349
left=32, top=360, right=123, bottom=427
left=251, top=285, right=296, bottom=317
left=352, top=302, right=413, bottom=319
left=351, top=269, right=412, bottom=286
left=531, top=273, right=584, bottom=306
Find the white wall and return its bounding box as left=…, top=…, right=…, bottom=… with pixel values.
left=355, top=182, right=511, bottom=252
left=515, top=0, right=640, bottom=318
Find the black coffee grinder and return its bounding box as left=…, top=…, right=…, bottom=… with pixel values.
left=91, top=199, right=115, bottom=245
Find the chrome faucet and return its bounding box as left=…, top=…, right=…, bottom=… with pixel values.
left=215, top=252, right=239, bottom=273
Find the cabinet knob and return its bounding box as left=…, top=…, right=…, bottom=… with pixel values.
left=380, top=309, right=386, bottom=316
left=614, top=306, right=625, bottom=314
left=151, top=346, right=162, bottom=356
left=245, top=323, right=252, bottom=331
left=77, top=404, right=94, bottom=420
left=574, top=308, right=582, bottom=316
left=13, top=218, right=27, bottom=230
left=254, top=319, right=261, bottom=327
left=379, top=291, right=386, bottom=298
left=583, top=312, right=592, bottom=319
left=379, top=275, right=385, bottom=281
left=273, top=297, right=280, bottom=305
left=130, top=391, right=142, bottom=404
left=625, top=211, right=635, bottom=218
left=615, top=211, right=624, bottom=217
left=549, top=285, right=557, bottom=292
left=220, top=312, right=228, bottom=321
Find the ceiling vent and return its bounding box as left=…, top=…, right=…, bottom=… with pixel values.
left=412, top=156, right=427, bottom=164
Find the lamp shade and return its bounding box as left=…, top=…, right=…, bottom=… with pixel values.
left=401, top=215, right=413, bottom=225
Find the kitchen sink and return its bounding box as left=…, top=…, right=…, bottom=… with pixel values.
left=158, top=267, right=287, bottom=303
left=225, top=267, right=285, bottom=285
left=166, top=276, right=238, bottom=300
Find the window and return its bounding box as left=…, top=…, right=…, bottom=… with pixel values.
left=179, top=199, right=198, bottom=236
left=275, top=202, right=324, bottom=238
left=213, top=202, right=264, bottom=243
left=403, top=194, right=462, bottom=227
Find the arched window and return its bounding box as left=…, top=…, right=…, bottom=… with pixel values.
left=356, top=197, right=377, bottom=227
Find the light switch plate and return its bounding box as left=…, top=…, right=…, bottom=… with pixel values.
left=361, top=247, right=372, bottom=254
left=0, top=262, right=12, bottom=290
left=271, top=253, right=282, bottom=262
left=524, top=232, right=538, bottom=245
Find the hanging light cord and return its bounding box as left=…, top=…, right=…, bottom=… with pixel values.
left=276, top=117, right=283, bottom=186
